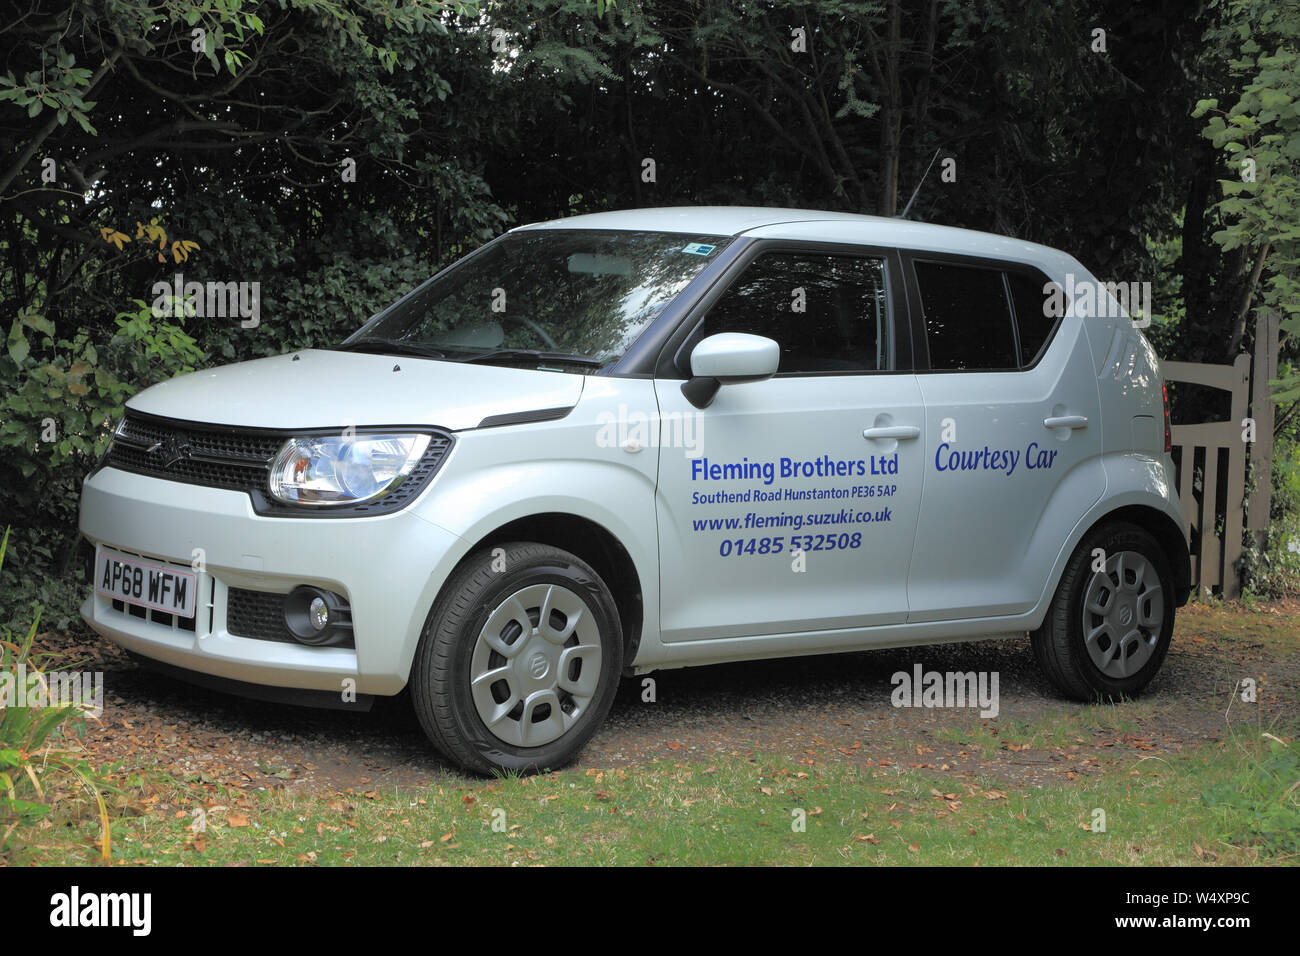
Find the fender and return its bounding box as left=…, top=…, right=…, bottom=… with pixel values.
left=1027, top=451, right=1189, bottom=630
left=403, top=456, right=661, bottom=683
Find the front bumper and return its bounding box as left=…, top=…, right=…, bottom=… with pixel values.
left=79, top=466, right=462, bottom=696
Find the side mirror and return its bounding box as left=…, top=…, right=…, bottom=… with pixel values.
left=681, top=333, right=780, bottom=408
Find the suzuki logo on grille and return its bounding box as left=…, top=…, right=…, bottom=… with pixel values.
left=147, top=435, right=192, bottom=469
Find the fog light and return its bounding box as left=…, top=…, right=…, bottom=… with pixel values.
left=309, top=596, right=329, bottom=630
left=283, top=586, right=351, bottom=646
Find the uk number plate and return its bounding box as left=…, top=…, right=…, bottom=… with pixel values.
left=95, top=547, right=197, bottom=619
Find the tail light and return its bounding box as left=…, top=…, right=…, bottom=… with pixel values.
left=1162, top=380, right=1172, bottom=453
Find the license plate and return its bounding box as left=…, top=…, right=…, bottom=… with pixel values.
left=95, top=547, right=197, bottom=619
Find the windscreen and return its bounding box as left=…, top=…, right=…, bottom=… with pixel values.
left=348, top=229, right=731, bottom=368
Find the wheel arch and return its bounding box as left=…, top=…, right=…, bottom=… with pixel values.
left=439, top=512, right=645, bottom=668
left=1077, top=504, right=1192, bottom=606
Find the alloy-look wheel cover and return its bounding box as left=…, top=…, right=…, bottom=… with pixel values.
left=469, top=583, right=603, bottom=747
left=1080, top=549, right=1165, bottom=679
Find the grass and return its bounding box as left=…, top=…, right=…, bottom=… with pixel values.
left=1201, top=732, right=1300, bottom=856
left=9, top=723, right=1295, bottom=867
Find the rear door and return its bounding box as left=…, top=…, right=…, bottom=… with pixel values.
left=652, top=243, right=927, bottom=643
left=905, top=255, right=1105, bottom=621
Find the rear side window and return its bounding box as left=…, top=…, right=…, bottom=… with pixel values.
left=915, top=260, right=1059, bottom=371
left=694, top=252, right=889, bottom=373
left=915, top=261, right=1016, bottom=370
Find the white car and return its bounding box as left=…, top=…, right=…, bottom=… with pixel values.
left=80, top=206, right=1191, bottom=774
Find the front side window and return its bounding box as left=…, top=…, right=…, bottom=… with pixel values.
left=346, top=230, right=731, bottom=370
left=693, top=252, right=889, bottom=373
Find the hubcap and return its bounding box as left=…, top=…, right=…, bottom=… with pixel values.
left=1081, top=549, right=1164, bottom=679
left=469, top=583, right=603, bottom=747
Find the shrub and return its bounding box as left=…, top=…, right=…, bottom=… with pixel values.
left=1240, top=436, right=1300, bottom=598
left=0, top=301, right=203, bottom=614
left=0, top=527, right=109, bottom=860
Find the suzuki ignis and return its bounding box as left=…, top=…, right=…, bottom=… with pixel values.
left=80, top=207, right=1191, bottom=774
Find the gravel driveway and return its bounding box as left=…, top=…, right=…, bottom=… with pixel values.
left=46, top=599, right=1299, bottom=792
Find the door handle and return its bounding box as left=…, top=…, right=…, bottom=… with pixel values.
left=1043, top=415, right=1089, bottom=430
left=863, top=425, right=921, bottom=440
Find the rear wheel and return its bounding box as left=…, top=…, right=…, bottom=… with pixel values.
left=1031, top=522, right=1175, bottom=701
left=411, top=542, right=623, bottom=774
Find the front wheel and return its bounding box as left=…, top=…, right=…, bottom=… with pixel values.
left=1031, top=522, right=1175, bottom=702
left=411, top=542, right=623, bottom=774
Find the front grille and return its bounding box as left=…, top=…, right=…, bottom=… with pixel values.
left=105, top=413, right=283, bottom=492
left=226, top=587, right=354, bottom=647
left=102, top=410, right=453, bottom=516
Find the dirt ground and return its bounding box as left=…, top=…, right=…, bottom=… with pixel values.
left=39, top=599, right=1300, bottom=793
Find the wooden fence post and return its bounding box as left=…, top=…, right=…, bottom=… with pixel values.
left=1246, top=310, right=1280, bottom=544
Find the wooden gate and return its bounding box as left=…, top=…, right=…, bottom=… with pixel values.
left=1161, top=311, right=1279, bottom=598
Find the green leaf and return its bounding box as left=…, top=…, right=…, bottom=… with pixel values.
left=6, top=321, right=30, bottom=364
left=20, top=312, right=55, bottom=336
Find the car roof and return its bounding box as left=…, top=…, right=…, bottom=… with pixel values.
left=513, top=206, right=879, bottom=237
left=511, top=206, right=1081, bottom=275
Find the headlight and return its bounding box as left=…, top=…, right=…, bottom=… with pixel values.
left=267, top=433, right=432, bottom=506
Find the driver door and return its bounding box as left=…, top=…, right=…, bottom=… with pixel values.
left=653, top=244, right=925, bottom=644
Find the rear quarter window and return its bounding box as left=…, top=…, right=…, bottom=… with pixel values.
left=1006, top=271, right=1059, bottom=366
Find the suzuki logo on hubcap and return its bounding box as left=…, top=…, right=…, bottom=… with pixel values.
left=528, top=652, right=549, bottom=680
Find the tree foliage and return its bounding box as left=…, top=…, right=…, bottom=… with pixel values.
left=0, top=0, right=1297, bottom=597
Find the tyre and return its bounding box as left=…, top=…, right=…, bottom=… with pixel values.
left=1031, top=522, right=1175, bottom=702
left=410, top=541, right=623, bottom=774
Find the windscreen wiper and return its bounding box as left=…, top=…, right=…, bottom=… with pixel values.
left=452, top=348, right=606, bottom=368
left=332, top=338, right=447, bottom=360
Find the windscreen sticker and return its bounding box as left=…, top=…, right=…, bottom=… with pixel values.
left=681, top=242, right=717, bottom=256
